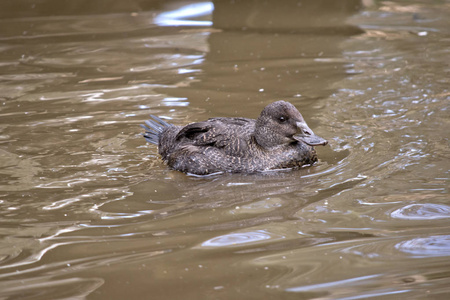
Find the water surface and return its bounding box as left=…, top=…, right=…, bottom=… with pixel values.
left=0, top=0, right=449, bottom=299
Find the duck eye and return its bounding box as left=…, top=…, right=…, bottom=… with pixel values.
left=279, top=116, right=287, bottom=123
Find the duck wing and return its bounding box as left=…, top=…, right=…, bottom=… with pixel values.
left=175, top=121, right=226, bottom=147
left=175, top=118, right=254, bottom=148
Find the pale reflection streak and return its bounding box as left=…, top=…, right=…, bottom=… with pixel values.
left=155, top=2, right=213, bottom=27
left=0, top=225, right=80, bottom=271
left=0, top=217, right=171, bottom=278
left=0, top=277, right=104, bottom=299
left=42, top=188, right=124, bottom=210
left=285, top=274, right=380, bottom=292
left=78, top=76, right=123, bottom=83
left=37, top=178, right=92, bottom=189
left=0, top=72, right=75, bottom=81
left=162, top=96, right=189, bottom=107
left=0, top=243, right=170, bottom=279
left=27, top=115, right=93, bottom=127
left=97, top=210, right=154, bottom=220
left=80, top=85, right=164, bottom=103
left=178, top=68, right=201, bottom=74
left=300, top=159, right=350, bottom=179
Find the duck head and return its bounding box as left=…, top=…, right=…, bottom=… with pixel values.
left=254, top=100, right=328, bottom=149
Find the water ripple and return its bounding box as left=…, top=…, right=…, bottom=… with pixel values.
left=391, top=203, right=450, bottom=220
left=200, top=230, right=283, bottom=248
left=395, top=235, right=450, bottom=257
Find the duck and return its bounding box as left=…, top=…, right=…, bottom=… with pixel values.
left=141, top=100, right=328, bottom=175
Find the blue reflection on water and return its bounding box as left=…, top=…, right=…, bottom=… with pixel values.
left=396, top=235, right=450, bottom=258
left=201, top=230, right=275, bottom=247
left=155, top=2, right=213, bottom=27
left=391, top=203, right=450, bottom=220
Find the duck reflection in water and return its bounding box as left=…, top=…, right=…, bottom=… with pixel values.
left=141, top=101, right=328, bottom=175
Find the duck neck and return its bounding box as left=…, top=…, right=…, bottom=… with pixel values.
left=253, top=120, right=277, bottom=150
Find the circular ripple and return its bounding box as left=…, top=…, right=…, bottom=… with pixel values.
left=200, top=230, right=282, bottom=248
left=395, top=235, right=450, bottom=257
left=390, top=203, right=450, bottom=220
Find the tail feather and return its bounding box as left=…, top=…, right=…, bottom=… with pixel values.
left=144, top=119, right=164, bottom=133
left=141, top=115, right=172, bottom=145
left=151, top=115, right=171, bottom=127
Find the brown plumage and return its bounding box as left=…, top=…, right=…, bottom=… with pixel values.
left=141, top=101, right=327, bottom=175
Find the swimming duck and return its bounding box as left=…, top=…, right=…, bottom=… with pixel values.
left=141, top=100, right=327, bottom=175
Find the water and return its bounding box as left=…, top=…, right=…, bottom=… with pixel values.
left=0, top=0, right=449, bottom=299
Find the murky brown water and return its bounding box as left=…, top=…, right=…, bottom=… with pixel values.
left=1, top=0, right=449, bottom=299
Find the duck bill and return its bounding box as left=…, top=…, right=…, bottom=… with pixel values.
left=293, top=121, right=328, bottom=146
left=293, top=134, right=328, bottom=146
